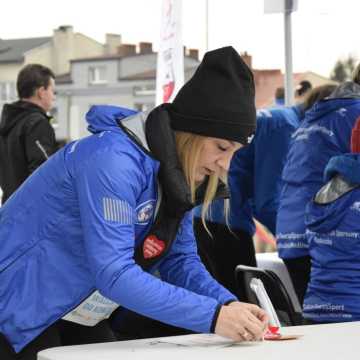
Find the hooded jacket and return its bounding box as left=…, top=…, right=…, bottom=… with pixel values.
left=0, top=100, right=57, bottom=204
left=276, top=82, right=360, bottom=259
left=303, top=154, right=360, bottom=323
left=0, top=105, right=235, bottom=353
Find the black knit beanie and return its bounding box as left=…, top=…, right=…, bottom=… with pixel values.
left=168, top=46, right=256, bottom=144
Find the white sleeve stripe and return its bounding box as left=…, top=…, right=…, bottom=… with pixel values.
left=111, top=199, right=115, bottom=221
left=102, top=197, right=133, bottom=224
left=35, top=140, right=49, bottom=160
left=115, top=199, right=120, bottom=222
left=119, top=200, right=123, bottom=223
left=108, top=198, right=113, bottom=221
left=103, top=198, right=107, bottom=220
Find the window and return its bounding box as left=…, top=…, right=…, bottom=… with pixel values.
left=88, top=66, right=107, bottom=85
left=134, top=103, right=153, bottom=112
left=49, top=107, right=59, bottom=129
left=133, top=85, right=155, bottom=96
left=0, top=82, right=16, bottom=102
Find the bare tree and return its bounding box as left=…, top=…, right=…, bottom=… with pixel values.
left=331, top=56, right=358, bottom=82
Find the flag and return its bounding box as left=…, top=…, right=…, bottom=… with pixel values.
left=156, top=0, right=184, bottom=105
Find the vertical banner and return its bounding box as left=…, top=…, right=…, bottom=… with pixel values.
left=156, top=0, right=184, bottom=105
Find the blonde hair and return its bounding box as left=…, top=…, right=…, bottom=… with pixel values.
left=175, top=131, right=227, bottom=233
left=353, top=62, right=360, bottom=85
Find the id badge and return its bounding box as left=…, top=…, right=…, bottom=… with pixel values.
left=62, top=291, right=119, bottom=326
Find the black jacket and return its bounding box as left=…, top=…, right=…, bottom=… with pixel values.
left=0, top=101, right=57, bottom=204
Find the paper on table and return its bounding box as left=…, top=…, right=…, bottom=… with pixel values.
left=150, top=334, right=236, bottom=348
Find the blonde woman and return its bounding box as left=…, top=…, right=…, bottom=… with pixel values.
left=0, top=47, right=268, bottom=360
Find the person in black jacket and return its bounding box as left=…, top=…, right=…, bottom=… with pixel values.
left=0, top=64, right=57, bottom=204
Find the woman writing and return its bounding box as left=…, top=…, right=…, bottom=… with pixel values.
left=0, top=46, right=267, bottom=360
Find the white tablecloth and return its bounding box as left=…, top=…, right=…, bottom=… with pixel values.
left=38, top=321, right=360, bottom=360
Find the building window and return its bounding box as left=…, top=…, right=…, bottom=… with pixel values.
left=49, top=107, right=59, bottom=129
left=0, top=82, right=16, bottom=102
left=133, top=85, right=155, bottom=96
left=88, top=66, right=107, bottom=85
left=134, top=103, right=153, bottom=112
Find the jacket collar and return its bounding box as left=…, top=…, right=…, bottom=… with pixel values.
left=324, top=153, right=360, bottom=184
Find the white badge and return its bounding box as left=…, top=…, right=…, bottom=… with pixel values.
left=62, top=291, right=119, bottom=326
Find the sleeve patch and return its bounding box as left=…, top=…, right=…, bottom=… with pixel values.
left=102, top=197, right=133, bottom=224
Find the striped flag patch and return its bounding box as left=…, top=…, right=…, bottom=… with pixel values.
left=102, top=197, right=133, bottom=224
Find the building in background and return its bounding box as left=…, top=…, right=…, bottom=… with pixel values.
left=241, top=53, right=338, bottom=109
left=0, top=26, right=110, bottom=122
left=55, top=43, right=199, bottom=140
left=0, top=33, right=336, bottom=142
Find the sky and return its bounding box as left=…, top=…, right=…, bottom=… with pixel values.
left=1, top=0, right=359, bottom=77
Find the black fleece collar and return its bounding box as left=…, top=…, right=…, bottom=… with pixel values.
left=120, top=105, right=229, bottom=269
left=145, top=104, right=193, bottom=216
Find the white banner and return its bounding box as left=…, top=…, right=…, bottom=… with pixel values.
left=156, top=0, right=184, bottom=105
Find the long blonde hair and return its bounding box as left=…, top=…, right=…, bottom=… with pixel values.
left=175, top=131, right=227, bottom=232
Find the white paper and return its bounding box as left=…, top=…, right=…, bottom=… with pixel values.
left=62, top=291, right=119, bottom=326
left=150, top=334, right=235, bottom=348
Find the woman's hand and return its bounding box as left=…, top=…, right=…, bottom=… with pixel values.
left=214, top=301, right=269, bottom=342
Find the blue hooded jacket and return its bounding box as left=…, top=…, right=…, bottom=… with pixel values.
left=303, top=153, right=360, bottom=322
left=194, top=105, right=302, bottom=236
left=0, top=105, right=235, bottom=352
left=276, top=82, right=360, bottom=259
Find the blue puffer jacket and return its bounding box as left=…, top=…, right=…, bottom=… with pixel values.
left=194, top=105, right=302, bottom=235
left=303, top=154, right=360, bottom=323
left=276, top=82, right=360, bottom=259
left=0, top=105, right=235, bottom=352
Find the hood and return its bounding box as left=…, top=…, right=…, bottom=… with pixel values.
left=324, top=153, right=360, bottom=184
left=305, top=185, right=352, bottom=234
left=305, top=153, right=360, bottom=234
left=304, top=82, right=360, bottom=124
left=86, top=105, right=138, bottom=134
left=0, top=101, right=47, bottom=136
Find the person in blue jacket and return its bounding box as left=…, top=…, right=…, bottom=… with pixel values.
left=193, top=84, right=336, bottom=300
left=303, top=119, right=360, bottom=323
left=0, top=46, right=268, bottom=360
left=276, top=64, right=360, bottom=305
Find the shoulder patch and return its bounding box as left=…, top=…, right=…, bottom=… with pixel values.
left=103, top=197, right=134, bottom=224
left=136, top=200, right=155, bottom=225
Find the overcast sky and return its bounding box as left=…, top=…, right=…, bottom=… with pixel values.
left=1, top=0, right=359, bottom=77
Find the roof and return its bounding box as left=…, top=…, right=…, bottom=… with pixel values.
left=0, top=37, right=51, bottom=63
left=120, top=69, right=156, bottom=80
left=120, top=66, right=198, bottom=81
left=55, top=73, right=72, bottom=84
left=71, top=51, right=156, bottom=63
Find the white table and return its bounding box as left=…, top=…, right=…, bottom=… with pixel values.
left=256, top=251, right=301, bottom=312
left=38, top=321, right=360, bottom=360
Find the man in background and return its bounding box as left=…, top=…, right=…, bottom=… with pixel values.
left=274, top=86, right=285, bottom=106
left=0, top=64, right=57, bottom=204
left=295, top=80, right=312, bottom=103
